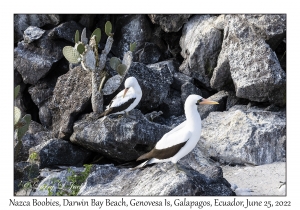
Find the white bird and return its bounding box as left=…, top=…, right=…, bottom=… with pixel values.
left=134, top=94, right=218, bottom=171
left=98, top=77, right=142, bottom=119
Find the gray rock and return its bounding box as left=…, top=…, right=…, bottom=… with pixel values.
left=148, top=14, right=191, bottom=33
left=243, top=14, right=286, bottom=49
left=78, top=163, right=234, bottom=196
left=33, top=167, right=85, bottom=196
left=197, top=90, right=228, bottom=119
left=48, top=21, right=85, bottom=43
left=144, top=111, right=163, bottom=122
left=172, top=72, right=193, bottom=91
left=181, top=82, right=202, bottom=104
left=21, top=122, right=54, bottom=161
left=14, top=14, right=61, bottom=43
left=128, top=62, right=173, bottom=111
left=222, top=162, right=286, bottom=195
left=160, top=89, right=184, bottom=117
left=198, top=106, right=286, bottom=165
left=70, top=109, right=171, bottom=162
left=210, top=15, right=286, bottom=106
left=14, top=30, right=65, bottom=85
left=134, top=42, right=163, bottom=64
left=23, top=26, right=45, bottom=43
left=28, top=77, right=58, bottom=128
left=38, top=103, right=53, bottom=128
left=102, top=74, right=123, bottom=95
left=79, top=14, right=96, bottom=30
left=111, top=15, right=152, bottom=59
left=22, top=129, right=53, bottom=155
left=226, top=91, right=249, bottom=110
left=28, top=82, right=53, bottom=108
left=104, top=62, right=173, bottom=112
left=179, top=15, right=223, bottom=88
left=14, top=161, right=39, bottom=181
left=29, top=139, right=92, bottom=169
left=49, top=66, right=92, bottom=139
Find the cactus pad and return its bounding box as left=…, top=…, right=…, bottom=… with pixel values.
left=130, top=42, right=137, bottom=52
left=63, top=46, right=81, bottom=64
left=91, top=28, right=101, bottom=44
left=75, top=30, right=79, bottom=43
left=117, top=64, right=127, bottom=76
left=109, top=57, right=122, bottom=70
left=14, top=106, right=21, bottom=125
left=81, top=28, right=88, bottom=45
left=14, top=85, right=20, bottom=99
left=77, top=43, right=85, bottom=54
left=17, top=114, right=31, bottom=140
left=105, top=21, right=112, bottom=36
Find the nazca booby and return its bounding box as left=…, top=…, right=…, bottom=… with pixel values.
left=98, top=77, right=142, bottom=119
left=134, top=94, right=218, bottom=171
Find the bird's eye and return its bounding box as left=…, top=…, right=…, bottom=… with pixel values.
left=199, top=98, right=203, bottom=102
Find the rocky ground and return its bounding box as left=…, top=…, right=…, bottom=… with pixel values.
left=14, top=14, right=286, bottom=196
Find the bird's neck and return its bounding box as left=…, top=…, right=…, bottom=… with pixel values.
left=185, top=105, right=201, bottom=129
left=133, top=85, right=142, bottom=94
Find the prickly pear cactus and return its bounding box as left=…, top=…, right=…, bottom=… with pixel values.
left=63, top=46, right=81, bottom=64
left=91, top=28, right=101, bottom=44
left=105, top=21, right=113, bottom=37
left=14, top=107, right=21, bottom=126
left=109, top=57, right=122, bottom=70
left=14, top=85, right=20, bottom=99
left=16, top=114, right=31, bottom=141
left=117, top=64, right=127, bottom=76
left=76, top=43, right=85, bottom=54
left=75, top=30, right=80, bottom=43
left=130, top=42, right=136, bottom=52
left=81, top=28, right=88, bottom=45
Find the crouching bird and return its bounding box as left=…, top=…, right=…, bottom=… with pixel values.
left=98, top=77, right=142, bottom=119
left=133, top=94, right=218, bottom=173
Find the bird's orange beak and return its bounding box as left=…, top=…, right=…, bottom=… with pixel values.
left=123, top=88, right=129, bottom=98
left=199, top=98, right=219, bottom=105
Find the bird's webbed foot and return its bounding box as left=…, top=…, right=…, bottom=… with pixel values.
left=124, top=111, right=136, bottom=120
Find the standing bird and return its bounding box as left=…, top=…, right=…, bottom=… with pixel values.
left=98, top=77, right=142, bottom=119
left=133, top=94, right=218, bottom=172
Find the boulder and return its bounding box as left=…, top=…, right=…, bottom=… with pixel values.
left=222, top=162, right=286, bottom=195
left=23, top=26, right=45, bottom=43
left=111, top=15, right=152, bottom=59
left=29, top=139, right=92, bottom=169
left=179, top=15, right=223, bottom=88
left=78, top=163, right=234, bottom=196
left=242, top=14, right=286, bottom=50
left=210, top=15, right=286, bottom=106
left=172, top=72, right=193, bottom=91
left=198, top=105, right=286, bottom=165
left=14, top=161, right=39, bottom=193
left=20, top=121, right=54, bottom=161
left=133, top=42, right=163, bottom=64
left=160, top=89, right=184, bottom=117
left=48, top=21, right=85, bottom=43
left=197, top=90, right=228, bottom=119
left=14, top=30, right=65, bottom=85
left=70, top=109, right=171, bottom=162
left=226, top=91, right=249, bottom=110
left=181, top=82, right=202, bottom=104
left=14, top=14, right=61, bottom=43
left=33, top=167, right=85, bottom=196
left=148, top=14, right=191, bottom=33
left=49, top=65, right=92, bottom=139
left=106, top=62, right=173, bottom=112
